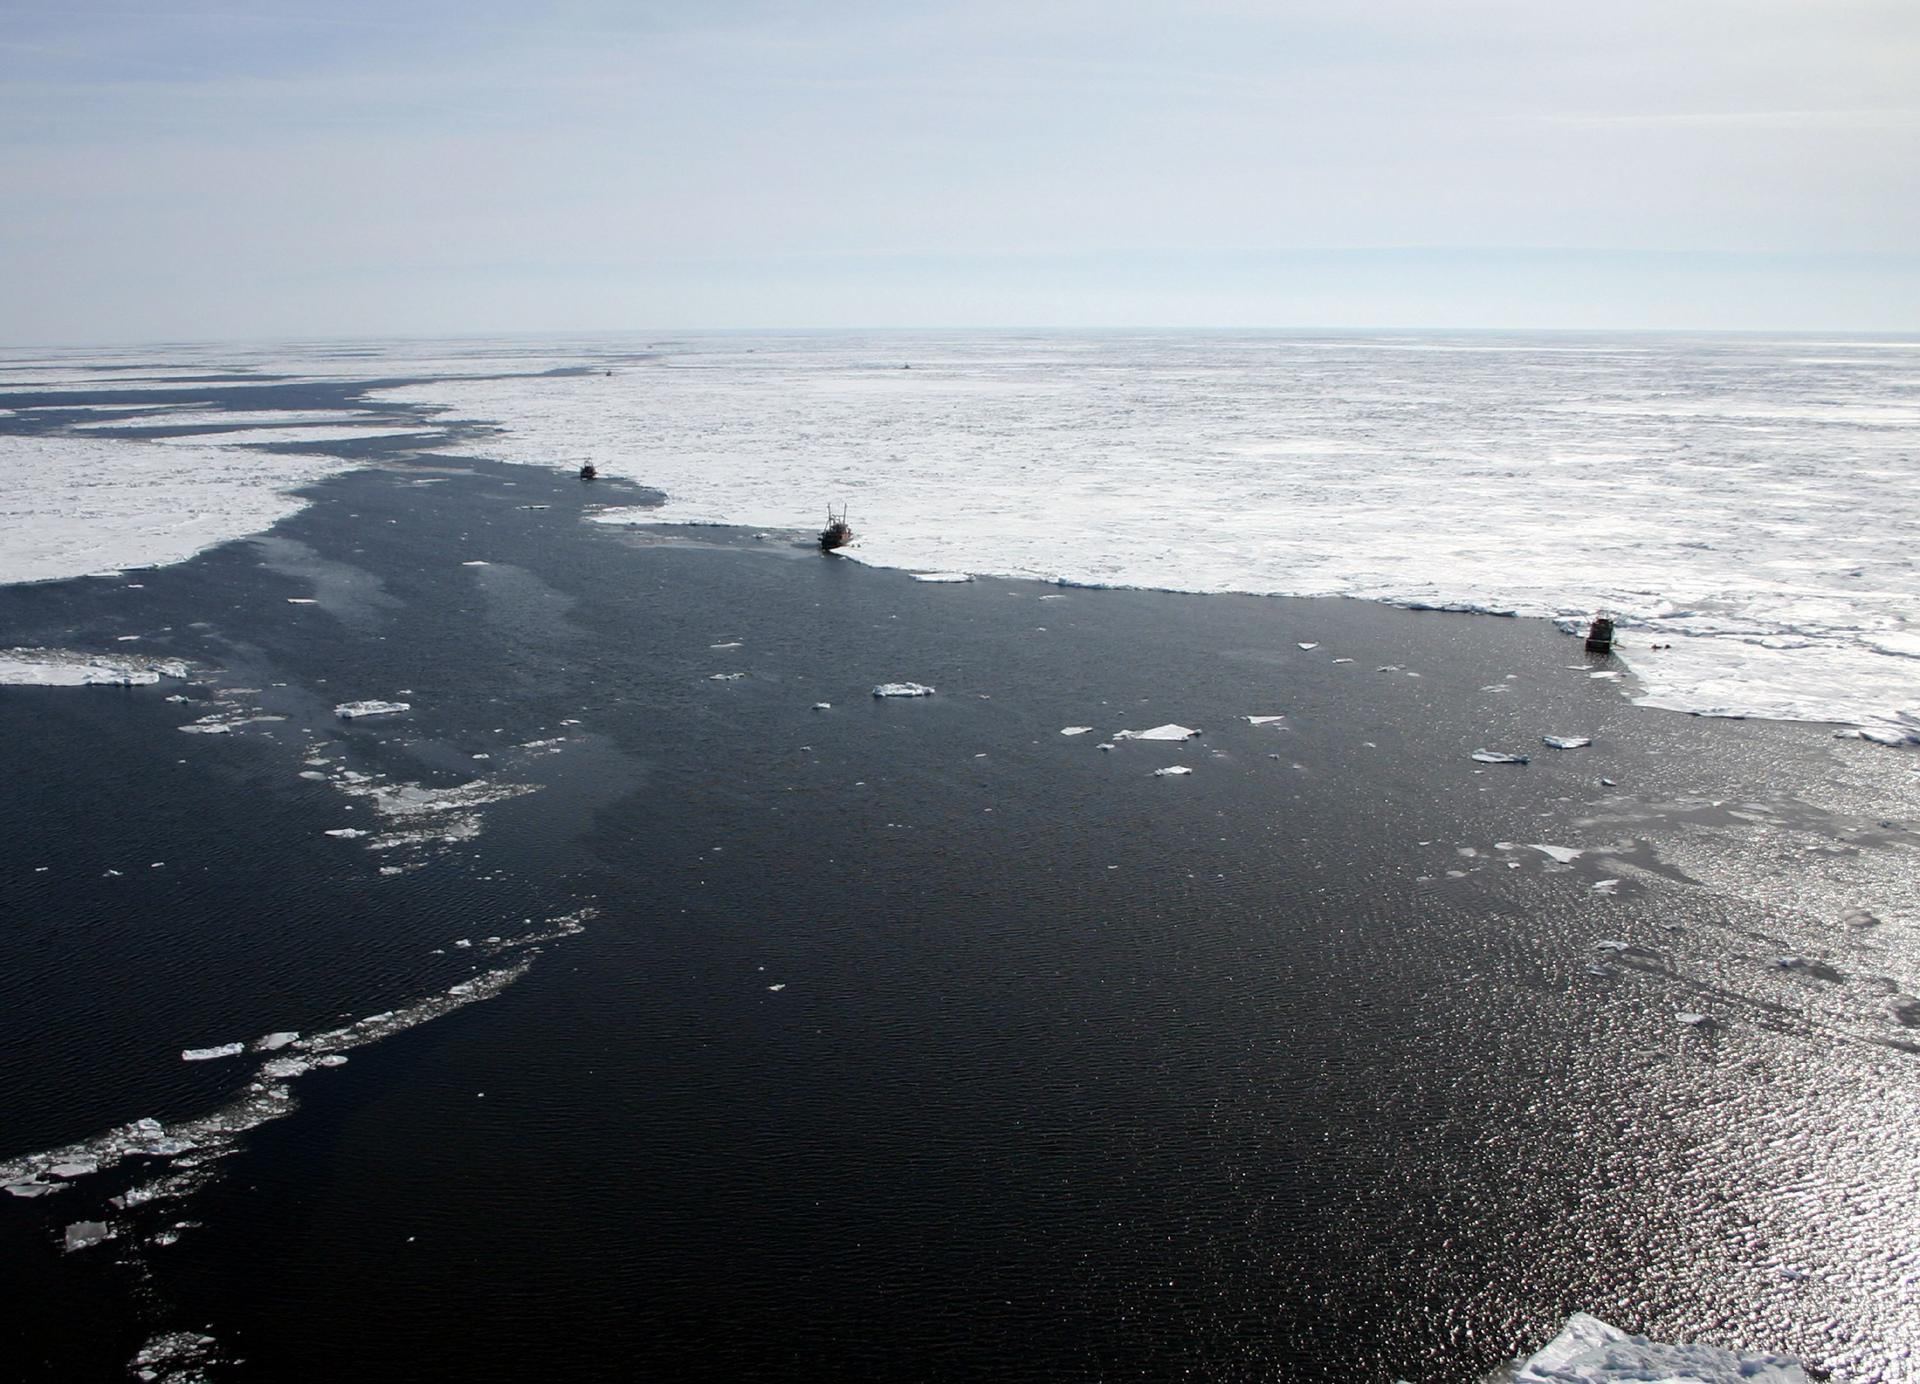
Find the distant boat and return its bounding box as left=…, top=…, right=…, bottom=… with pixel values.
left=819, top=504, right=853, bottom=551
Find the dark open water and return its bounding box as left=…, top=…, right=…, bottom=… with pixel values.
left=1, top=387, right=1916, bottom=1382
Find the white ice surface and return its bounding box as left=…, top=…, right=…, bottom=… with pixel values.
left=362, top=332, right=1920, bottom=732
left=1498, top=1313, right=1807, bottom=1383
left=150, top=425, right=439, bottom=446
left=334, top=700, right=410, bottom=718
left=872, top=682, right=936, bottom=697
left=909, top=572, right=973, bottom=582
left=1117, top=724, right=1200, bottom=741
left=1153, top=765, right=1194, bottom=776
left=1542, top=736, right=1592, bottom=749
left=0, top=647, right=190, bottom=686
left=180, top=1043, right=243, bottom=1062
left=0, top=433, right=355, bottom=586
left=72, top=410, right=381, bottom=431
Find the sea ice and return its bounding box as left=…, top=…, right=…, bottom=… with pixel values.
left=1542, top=735, right=1592, bottom=749
left=910, top=572, right=973, bottom=582
left=1500, top=1313, right=1807, bottom=1383
left=812, top=702, right=832, bottom=710
left=1153, top=765, right=1194, bottom=776
left=0, top=646, right=191, bottom=687
left=64, top=1221, right=114, bottom=1253
left=1676, top=1012, right=1712, bottom=1027
left=1297, top=642, right=1319, bottom=650
left=334, top=700, right=410, bottom=718
left=1115, top=724, right=1200, bottom=741
left=180, top=1043, right=244, bottom=1062
left=1472, top=750, right=1530, bottom=764
left=872, top=682, right=936, bottom=697
left=1528, top=844, right=1583, bottom=864
left=1242, top=716, right=1285, bottom=726
left=255, top=1032, right=300, bottom=1051
left=709, top=672, right=746, bottom=681
left=1061, top=726, right=1093, bottom=735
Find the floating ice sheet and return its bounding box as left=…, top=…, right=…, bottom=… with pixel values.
left=910, top=572, right=973, bottom=583
left=1542, top=735, right=1592, bottom=749
left=0, top=647, right=191, bottom=687
left=1472, top=749, right=1530, bottom=764
left=1115, top=724, right=1199, bottom=741
left=872, top=682, right=936, bottom=697
left=1153, top=765, right=1194, bottom=776
left=1499, top=1313, right=1807, bottom=1383
left=334, top=700, right=410, bottom=718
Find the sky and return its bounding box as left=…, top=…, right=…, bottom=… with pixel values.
left=1, top=0, right=1916, bottom=341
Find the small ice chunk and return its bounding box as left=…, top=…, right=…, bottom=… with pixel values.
left=1153, top=765, right=1194, bottom=777
left=767, top=983, right=786, bottom=992
left=1331, top=657, right=1354, bottom=664
left=872, top=682, right=936, bottom=698
left=1472, top=749, right=1530, bottom=765
left=6, top=1181, right=58, bottom=1198
left=1589, top=670, right=1623, bottom=680
left=708, top=672, right=745, bottom=681
left=49, top=1160, right=98, bottom=1179
left=1096, top=742, right=1114, bottom=751
left=1528, top=844, right=1583, bottom=864
left=1593, top=939, right=1631, bottom=952
left=812, top=701, right=832, bottom=710
left=710, top=640, right=743, bottom=649
left=910, top=572, right=973, bottom=583
left=64, top=1221, right=114, bottom=1253
left=316, top=1054, right=349, bottom=1067
left=180, top=1042, right=244, bottom=1062
left=461, top=560, right=490, bottom=566
left=1060, top=726, right=1093, bottom=736
left=285, top=597, right=318, bottom=605
left=1242, top=715, right=1285, bottom=726
left=256, top=1031, right=300, bottom=1051
left=1296, top=642, right=1318, bottom=650
left=1675, top=1011, right=1712, bottom=1027
left=1115, top=723, right=1199, bottom=742
left=1591, top=879, right=1621, bottom=894
left=1542, top=736, right=1592, bottom=749
left=323, top=827, right=369, bottom=839
left=335, top=700, right=410, bottom=719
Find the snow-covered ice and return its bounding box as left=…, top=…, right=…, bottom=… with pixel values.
left=180, top=1043, right=244, bottom=1062
left=1527, top=844, right=1583, bottom=864
left=872, top=682, right=936, bottom=698
left=1153, top=765, right=1194, bottom=776
left=1060, top=726, right=1093, bottom=735
left=910, top=572, right=973, bottom=582
left=357, top=333, right=1920, bottom=733
left=0, top=647, right=191, bottom=687
left=334, top=700, right=410, bottom=718
left=0, top=434, right=357, bottom=586
left=1497, top=1313, right=1807, bottom=1384
left=1115, top=724, right=1200, bottom=741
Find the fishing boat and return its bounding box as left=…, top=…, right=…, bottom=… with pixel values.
left=819, top=504, right=853, bottom=552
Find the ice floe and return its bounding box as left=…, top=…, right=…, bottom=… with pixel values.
left=1061, top=726, right=1093, bottom=736
left=334, top=699, right=410, bottom=718
left=0, top=646, right=191, bottom=687
left=1471, top=749, right=1530, bottom=765
left=181, top=1043, right=245, bottom=1062
left=1542, top=735, right=1592, bottom=749
left=910, top=572, right=973, bottom=582
left=1114, top=724, right=1200, bottom=741
left=1498, top=1313, right=1807, bottom=1383
left=872, top=682, right=936, bottom=697
left=0, top=433, right=359, bottom=587
left=709, top=672, right=746, bottom=681
left=1153, top=765, right=1194, bottom=777
left=1242, top=715, right=1285, bottom=726
left=1527, top=844, right=1583, bottom=864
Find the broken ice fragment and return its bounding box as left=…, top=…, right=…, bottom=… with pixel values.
left=334, top=700, right=410, bottom=719
left=1115, top=724, right=1199, bottom=741
left=180, top=1043, right=244, bottom=1062
left=1060, top=726, right=1093, bottom=736
left=1472, top=749, right=1529, bottom=765
left=64, top=1220, right=114, bottom=1252
left=1296, top=642, right=1318, bottom=650
left=255, top=1031, right=300, bottom=1051
left=1153, top=765, right=1194, bottom=777
left=812, top=702, right=831, bottom=710
left=1242, top=715, right=1285, bottom=726
left=708, top=672, right=745, bottom=681
left=1528, top=844, right=1583, bottom=864
left=1542, top=736, right=1592, bottom=749
left=1675, top=1011, right=1712, bottom=1027
left=909, top=572, right=973, bottom=583
left=872, top=682, right=936, bottom=698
